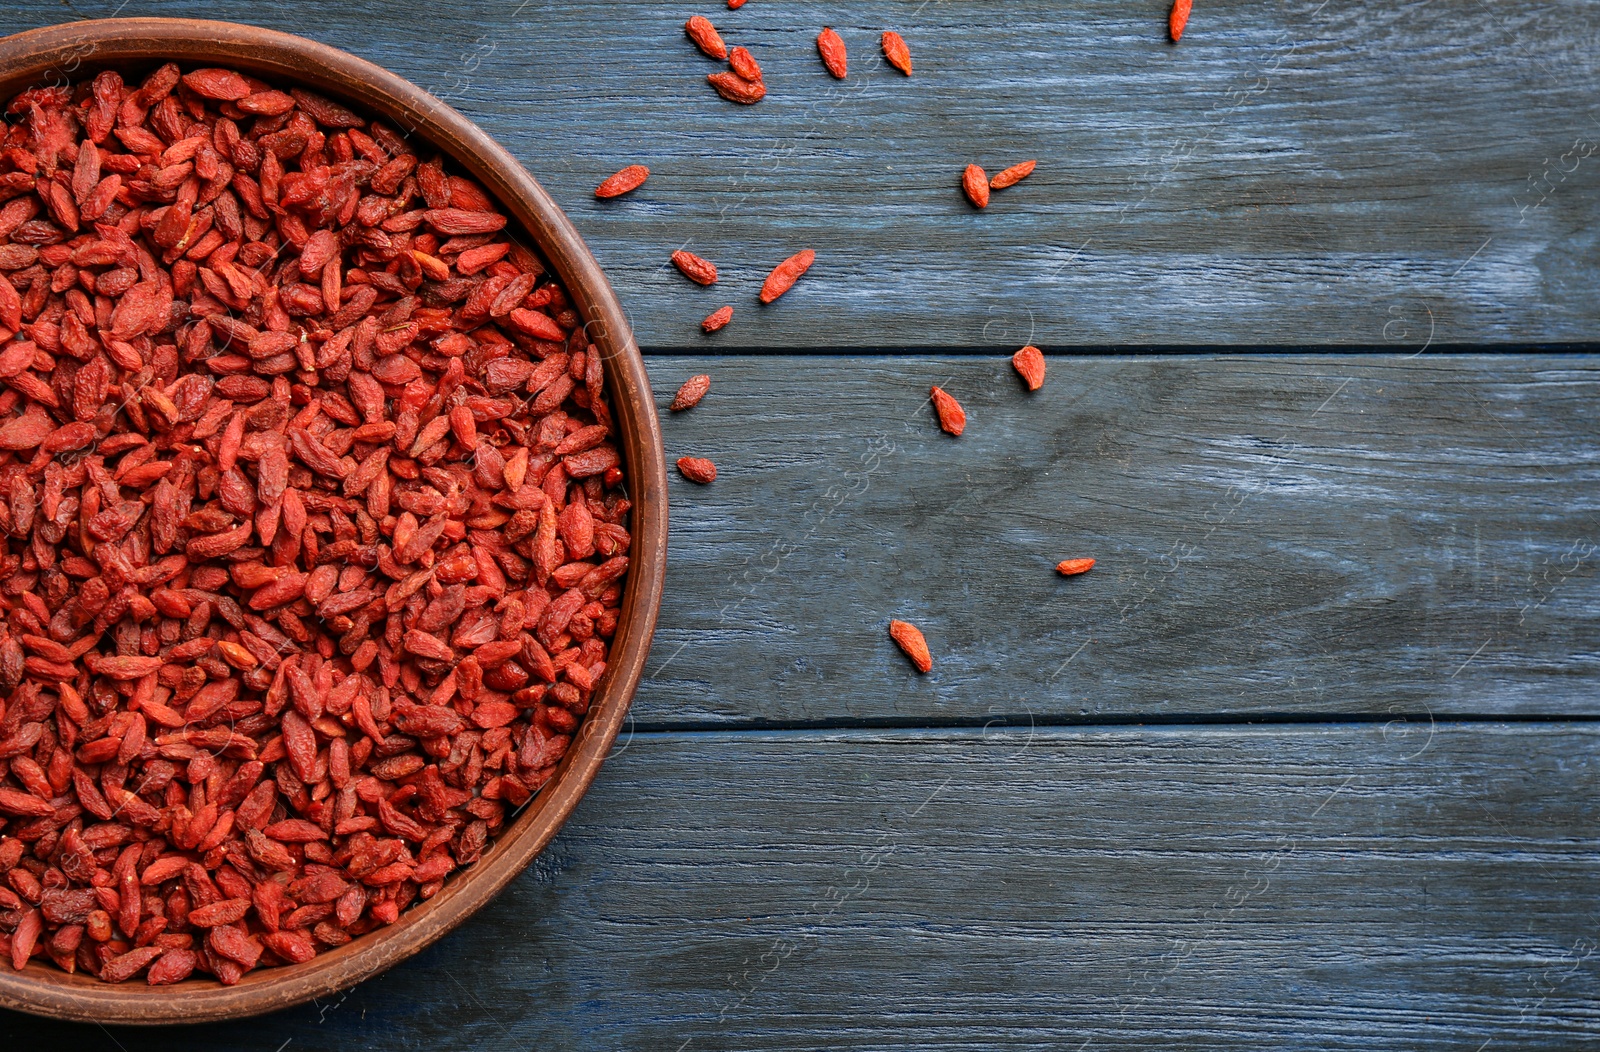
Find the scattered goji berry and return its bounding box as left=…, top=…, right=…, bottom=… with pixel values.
left=930, top=386, right=967, bottom=435
left=1012, top=345, right=1046, bottom=390
left=677, top=456, right=717, bottom=483
left=882, top=32, right=913, bottom=75
left=817, top=28, right=849, bottom=78
left=729, top=47, right=763, bottom=83
left=990, top=160, right=1037, bottom=191
left=1170, top=0, right=1192, bottom=41
left=963, top=164, right=990, bottom=208
left=759, top=250, right=816, bottom=303
left=670, top=375, right=712, bottom=411
left=686, top=15, right=729, bottom=60
left=888, top=620, right=932, bottom=673
left=671, top=250, right=719, bottom=285
left=708, top=71, right=767, bottom=104
left=596, top=164, right=650, bottom=198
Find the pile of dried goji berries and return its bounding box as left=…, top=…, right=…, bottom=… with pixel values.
left=0, top=62, right=630, bottom=984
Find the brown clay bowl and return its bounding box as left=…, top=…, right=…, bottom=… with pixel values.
left=0, top=17, right=666, bottom=1025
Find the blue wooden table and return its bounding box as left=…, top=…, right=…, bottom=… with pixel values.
left=3, top=1, right=1599, bottom=1047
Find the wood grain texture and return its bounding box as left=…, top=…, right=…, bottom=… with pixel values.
left=633, top=354, right=1600, bottom=725
left=4, top=724, right=1596, bottom=1050
left=3, top=1, right=1598, bottom=347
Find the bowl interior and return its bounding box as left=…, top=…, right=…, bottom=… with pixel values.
left=0, top=17, right=665, bottom=1024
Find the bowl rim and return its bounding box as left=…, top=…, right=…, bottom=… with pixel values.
left=0, top=16, right=667, bottom=1025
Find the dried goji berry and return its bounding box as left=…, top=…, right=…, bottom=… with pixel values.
left=728, top=47, right=763, bottom=83
left=1012, top=345, right=1046, bottom=390
left=817, top=27, right=848, bottom=78
left=888, top=620, right=932, bottom=673
left=686, top=15, right=728, bottom=60
left=708, top=71, right=767, bottom=105
left=595, top=164, right=650, bottom=198
left=702, top=305, right=734, bottom=333
left=930, top=386, right=967, bottom=436
left=962, top=165, right=990, bottom=208
left=882, top=32, right=912, bottom=75
left=671, top=250, right=719, bottom=285
left=676, top=456, right=717, bottom=484
left=1170, top=0, right=1192, bottom=41
left=990, top=160, right=1037, bottom=191
left=670, top=375, right=712, bottom=411
left=759, top=249, right=815, bottom=303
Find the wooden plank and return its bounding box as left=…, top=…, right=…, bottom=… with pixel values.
left=6, top=724, right=1596, bottom=1048
left=3, top=2, right=1597, bottom=347
left=634, top=353, right=1600, bottom=725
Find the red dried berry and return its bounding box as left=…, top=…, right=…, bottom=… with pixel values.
left=817, top=28, right=848, bottom=78
left=888, top=620, right=932, bottom=673
left=930, top=386, right=966, bottom=436
left=962, top=165, right=990, bottom=208
left=990, top=160, right=1037, bottom=191
left=707, top=71, right=767, bottom=105
left=596, top=164, right=650, bottom=198
left=181, top=68, right=252, bottom=101
left=686, top=15, right=728, bottom=60
left=1057, top=558, right=1097, bottom=576
left=670, top=375, right=712, bottom=411
left=1170, top=0, right=1192, bottom=41
left=677, top=456, right=717, bottom=484
left=1012, top=345, right=1046, bottom=391
left=759, top=249, right=816, bottom=303
left=882, top=32, right=912, bottom=75
left=702, top=305, right=734, bottom=333
left=728, top=47, right=763, bottom=83
left=671, top=250, right=719, bottom=285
